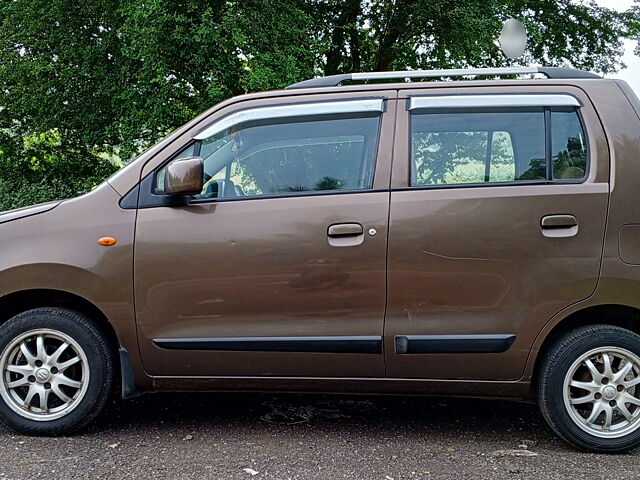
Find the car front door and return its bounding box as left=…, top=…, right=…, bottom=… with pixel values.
left=134, top=92, right=397, bottom=377
left=385, top=85, right=609, bottom=380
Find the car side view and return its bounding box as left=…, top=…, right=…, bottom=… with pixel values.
left=2, top=66, right=640, bottom=452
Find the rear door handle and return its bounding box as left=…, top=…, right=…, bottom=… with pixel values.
left=541, top=215, right=578, bottom=238
left=327, top=223, right=364, bottom=247
left=327, top=223, right=363, bottom=237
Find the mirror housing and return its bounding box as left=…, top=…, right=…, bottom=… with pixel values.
left=165, top=156, right=204, bottom=196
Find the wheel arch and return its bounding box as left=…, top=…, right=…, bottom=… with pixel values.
left=0, top=288, right=120, bottom=361
left=531, top=303, right=640, bottom=391
left=0, top=288, right=146, bottom=398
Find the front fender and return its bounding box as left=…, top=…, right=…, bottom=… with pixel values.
left=0, top=183, right=149, bottom=389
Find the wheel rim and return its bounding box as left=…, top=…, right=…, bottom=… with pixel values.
left=563, top=346, right=640, bottom=438
left=0, top=329, right=89, bottom=421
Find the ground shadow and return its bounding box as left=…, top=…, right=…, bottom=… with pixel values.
left=90, top=391, right=560, bottom=450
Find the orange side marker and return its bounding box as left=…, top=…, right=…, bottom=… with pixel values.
left=98, top=236, right=117, bottom=246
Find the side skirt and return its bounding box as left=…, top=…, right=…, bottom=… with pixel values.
left=151, top=375, right=533, bottom=400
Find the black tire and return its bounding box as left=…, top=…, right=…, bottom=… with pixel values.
left=538, top=324, right=640, bottom=453
left=0, top=307, right=114, bottom=435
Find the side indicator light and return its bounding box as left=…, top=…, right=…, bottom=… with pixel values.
left=98, top=236, right=117, bottom=246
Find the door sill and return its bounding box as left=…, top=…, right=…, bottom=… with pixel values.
left=151, top=375, right=532, bottom=400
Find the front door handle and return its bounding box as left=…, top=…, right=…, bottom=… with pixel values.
left=541, top=214, right=578, bottom=238
left=328, top=223, right=363, bottom=237
left=327, top=223, right=364, bottom=247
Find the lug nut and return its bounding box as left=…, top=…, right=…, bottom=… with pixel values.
left=28, top=375, right=35, bottom=383
left=50, top=367, right=58, bottom=374
left=602, top=377, right=609, bottom=385
left=610, top=400, right=617, bottom=407
left=44, top=382, right=51, bottom=389
left=35, top=360, right=42, bottom=367
left=618, top=385, right=625, bottom=392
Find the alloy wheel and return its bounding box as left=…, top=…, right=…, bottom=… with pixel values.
left=0, top=329, right=89, bottom=421
left=563, top=346, right=640, bottom=438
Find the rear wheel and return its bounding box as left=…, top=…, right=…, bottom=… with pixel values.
left=0, top=308, right=113, bottom=435
left=538, top=325, right=640, bottom=452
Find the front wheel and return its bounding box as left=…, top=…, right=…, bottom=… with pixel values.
left=538, top=324, right=640, bottom=452
left=0, top=308, right=114, bottom=435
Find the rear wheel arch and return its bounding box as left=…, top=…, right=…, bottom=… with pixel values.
left=532, top=304, right=640, bottom=389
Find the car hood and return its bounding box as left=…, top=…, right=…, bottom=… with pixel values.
left=0, top=200, right=62, bottom=225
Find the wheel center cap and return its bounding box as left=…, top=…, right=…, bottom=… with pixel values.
left=35, top=368, right=50, bottom=383
left=602, top=385, right=617, bottom=401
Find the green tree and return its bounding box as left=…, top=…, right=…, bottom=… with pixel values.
left=316, top=1, right=637, bottom=74
left=0, top=0, right=637, bottom=210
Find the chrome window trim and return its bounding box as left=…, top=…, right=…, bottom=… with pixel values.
left=408, top=94, right=582, bottom=110
left=194, top=98, right=385, bottom=140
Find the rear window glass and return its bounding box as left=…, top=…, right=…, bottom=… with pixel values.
left=551, top=108, right=587, bottom=180
left=410, top=106, right=587, bottom=187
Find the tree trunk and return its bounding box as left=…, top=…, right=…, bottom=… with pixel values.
left=325, top=0, right=362, bottom=75
left=373, top=0, right=413, bottom=71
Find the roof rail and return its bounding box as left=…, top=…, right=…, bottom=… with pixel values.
left=285, top=66, right=601, bottom=90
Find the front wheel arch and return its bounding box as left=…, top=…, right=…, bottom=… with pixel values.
left=0, top=288, right=119, bottom=354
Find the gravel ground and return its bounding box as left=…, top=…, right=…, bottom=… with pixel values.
left=0, top=392, right=638, bottom=479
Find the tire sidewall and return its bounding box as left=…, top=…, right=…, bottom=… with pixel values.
left=0, top=309, right=112, bottom=435
left=541, top=326, right=640, bottom=452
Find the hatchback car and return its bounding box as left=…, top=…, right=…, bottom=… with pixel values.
left=1, top=66, right=640, bottom=452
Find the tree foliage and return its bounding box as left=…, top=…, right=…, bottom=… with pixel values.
left=0, top=0, right=637, bottom=209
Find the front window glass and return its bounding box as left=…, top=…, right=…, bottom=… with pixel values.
left=193, top=114, right=380, bottom=199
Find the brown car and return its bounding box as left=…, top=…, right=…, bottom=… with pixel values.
left=1, top=66, right=640, bottom=452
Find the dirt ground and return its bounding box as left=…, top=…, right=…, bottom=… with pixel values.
left=0, top=392, right=637, bottom=479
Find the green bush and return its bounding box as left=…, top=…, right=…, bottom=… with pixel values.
left=0, top=131, right=118, bottom=211
left=0, top=175, right=111, bottom=212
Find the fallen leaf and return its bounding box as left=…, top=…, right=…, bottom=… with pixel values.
left=243, top=467, right=259, bottom=476
left=107, top=442, right=120, bottom=449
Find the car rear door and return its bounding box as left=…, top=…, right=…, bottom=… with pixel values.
left=385, top=85, right=609, bottom=380
left=134, top=91, right=397, bottom=377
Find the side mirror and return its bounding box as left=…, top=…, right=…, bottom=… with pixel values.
left=165, top=156, right=204, bottom=196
